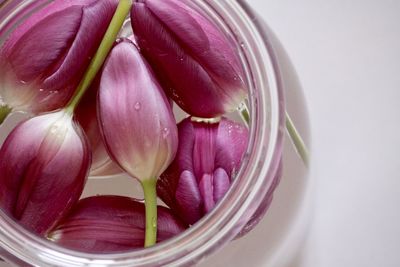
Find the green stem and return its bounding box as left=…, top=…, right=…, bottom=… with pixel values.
left=285, top=112, right=309, bottom=167
left=238, top=102, right=309, bottom=167
left=65, top=0, right=132, bottom=114
left=0, top=104, right=11, bottom=124
left=238, top=102, right=250, bottom=127
left=142, top=178, right=157, bottom=248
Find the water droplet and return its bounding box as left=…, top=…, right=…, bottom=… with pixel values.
left=162, top=127, right=170, bottom=139
left=237, top=102, right=247, bottom=112
left=39, top=88, right=44, bottom=92
left=134, top=102, right=141, bottom=111
left=19, top=80, right=27, bottom=85
left=179, top=57, right=184, bottom=61
left=152, top=217, right=157, bottom=228
left=50, top=125, right=59, bottom=134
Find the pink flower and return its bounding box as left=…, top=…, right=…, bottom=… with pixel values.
left=157, top=117, right=249, bottom=225
left=131, top=0, right=247, bottom=118
left=0, top=0, right=118, bottom=120
left=98, top=39, right=178, bottom=182
left=0, top=110, right=90, bottom=234
left=49, top=196, right=187, bottom=252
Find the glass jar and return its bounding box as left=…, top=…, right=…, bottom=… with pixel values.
left=0, top=0, right=310, bottom=266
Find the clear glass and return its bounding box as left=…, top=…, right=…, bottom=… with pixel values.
left=0, top=0, right=309, bottom=266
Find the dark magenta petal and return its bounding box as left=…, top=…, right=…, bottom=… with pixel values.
left=198, top=173, right=215, bottom=213
left=0, top=0, right=118, bottom=113
left=192, top=122, right=218, bottom=181
left=175, top=170, right=202, bottom=225
left=75, top=79, right=122, bottom=177
left=215, top=118, right=249, bottom=177
left=131, top=0, right=247, bottom=118
left=98, top=39, right=178, bottom=181
left=0, top=110, right=90, bottom=234
left=50, top=196, right=187, bottom=252
left=213, top=168, right=230, bottom=203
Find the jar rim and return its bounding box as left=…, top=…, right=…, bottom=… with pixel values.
left=0, top=0, right=285, bottom=266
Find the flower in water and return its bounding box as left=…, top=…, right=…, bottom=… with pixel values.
left=50, top=196, right=187, bottom=252
left=98, top=39, right=178, bottom=247
left=157, top=117, right=249, bottom=225
left=0, top=110, right=90, bottom=234
left=131, top=0, right=247, bottom=118
left=0, top=0, right=119, bottom=122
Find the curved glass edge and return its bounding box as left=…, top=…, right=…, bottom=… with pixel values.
left=0, top=0, right=286, bottom=266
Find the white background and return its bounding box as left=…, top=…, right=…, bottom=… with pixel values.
left=1, top=0, right=400, bottom=266
left=244, top=0, right=400, bottom=266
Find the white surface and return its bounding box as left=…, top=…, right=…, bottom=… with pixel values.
left=1, top=1, right=400, bottom=266
left=244, top=0, right=400, bottom=267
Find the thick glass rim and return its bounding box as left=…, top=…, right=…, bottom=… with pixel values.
left=0, top=0, right=285, bottom=266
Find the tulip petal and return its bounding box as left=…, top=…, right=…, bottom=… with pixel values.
left=5, top=7, right=82, bottom=83
left=50, top=196, right=187, bottom=252
left=0, top=111, right=90, bottom=234
left=145, top=0, right=246, bottom=104
left=215, top=118, right=249, bottom=177
left=75, top=78, right=122, bottom=177
left=213, top=168, right=230, bottom=203
left=198, top=173, right=215, bottom=213
left=175, top=170, right=202, bottom=225
left=99, top=39, right=178, bottom=181
left=192, top=122, right=218, bottom=182
left=42, top=0, right=119, bottom=90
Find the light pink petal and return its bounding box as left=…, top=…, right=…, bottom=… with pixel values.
left=213, top=168, right=230, bottom=203
left=98, top=39, right=178, bottom=181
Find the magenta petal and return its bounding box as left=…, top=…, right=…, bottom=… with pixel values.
left=192, top=122, right=218, bottom=181
left=0, top=0, right=119, bottom=113
left=0, top=110, right=90, bottom=234
left=131, top=1, right=247, bottom=118
left=50, top=196, right=187, bottom=252
left=159, top=117, right=249, bottom=225
left=98, top=39, right=178, bottom=181
left=215, top=118, right=249, bottom=177
left=213, top=168, right=230, bottom=203
left=75, top=79, right=122, bottom=177
left=175, top=170, right=203, bottom=225
left=198, top=173, right=215, bottom=213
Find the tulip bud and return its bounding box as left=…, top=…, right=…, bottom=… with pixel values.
left=157, top=117, right=249, bottom=225
left=98, top=39, right=178, bottom=247
left=0, top=0, right=119, bottom=122
left=75, top=80, right=122, bottom=177
left=49, top=196, right=187, bottom=252
left=131, top=0, right=247, bottom=118
left=0, top=110, right=90, bottom=235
